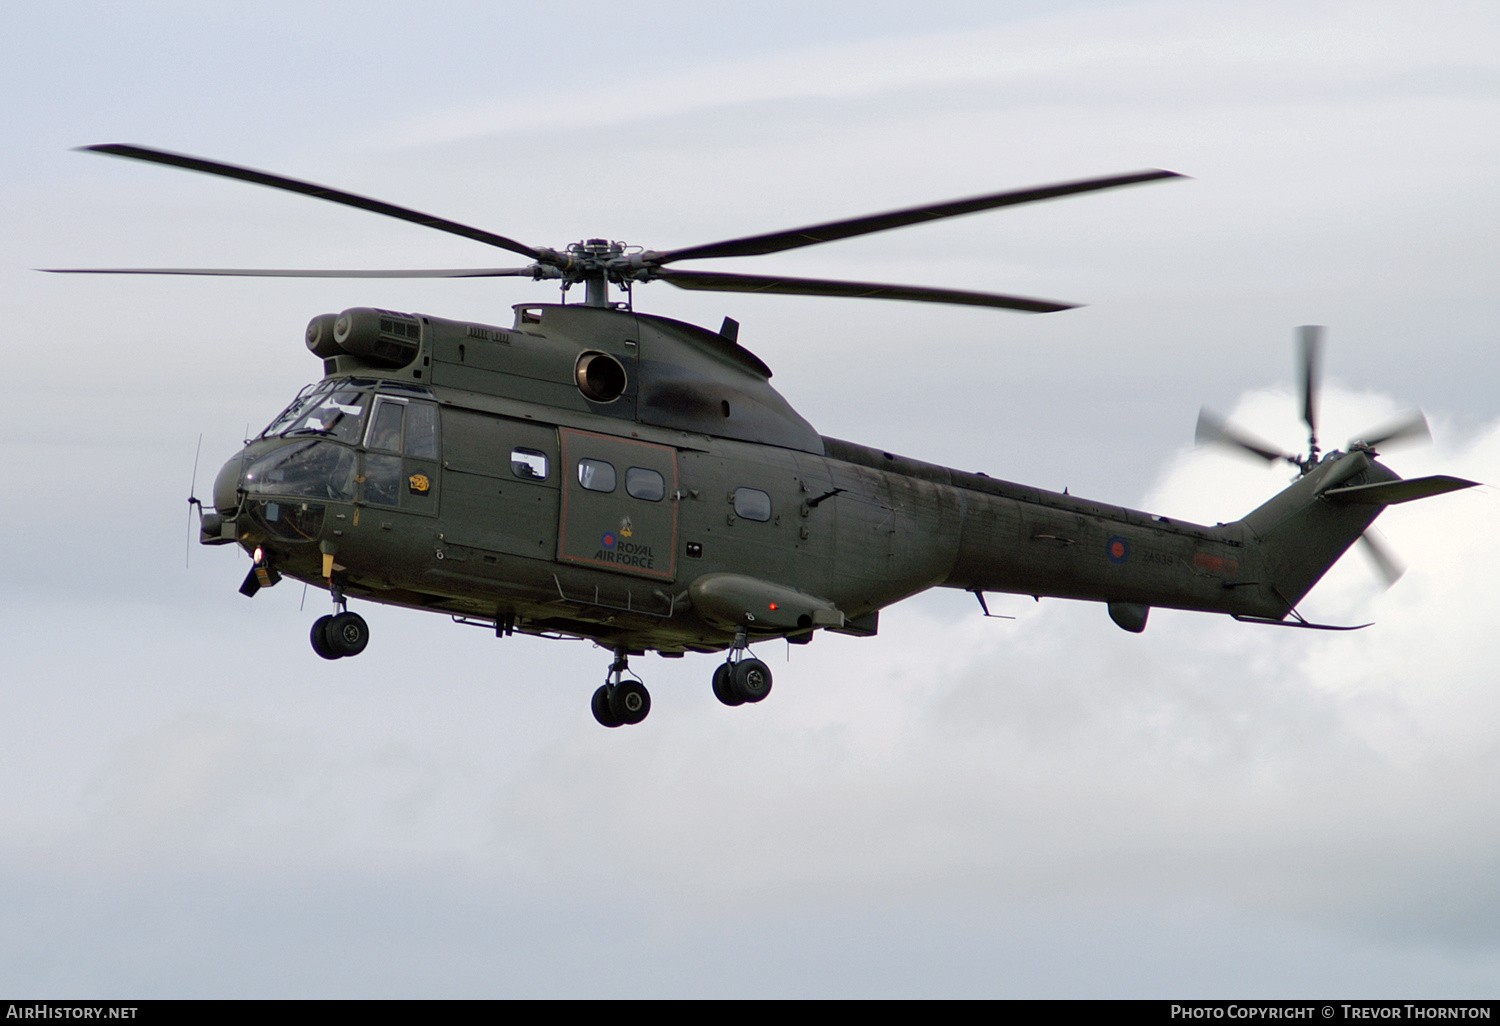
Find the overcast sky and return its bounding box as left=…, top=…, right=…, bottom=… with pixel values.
left=2, top=0, right=1499, bottom=997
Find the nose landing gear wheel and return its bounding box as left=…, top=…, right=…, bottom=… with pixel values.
left=326, top=611, right=369, bottom=657
left=310, top=615, right=339, bottom=660
left=311, top=610, right=369, bottom=659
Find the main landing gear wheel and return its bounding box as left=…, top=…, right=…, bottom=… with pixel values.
left=732, top=658, right=772, bottom=703
left=592, top=649, right=650, bottom=728
left=713, top=627, right=773, bottom=707
left=592, top=685, right=623, bottom=728
left=609, top=679, right=651, bottom=725
left=712, top=663, right=744, bottom=707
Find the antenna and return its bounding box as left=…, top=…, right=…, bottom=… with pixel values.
left=186, top=433, right=202, bottom=568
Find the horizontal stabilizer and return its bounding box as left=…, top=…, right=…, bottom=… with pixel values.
left=1322, top=475, right=1479, bottom=506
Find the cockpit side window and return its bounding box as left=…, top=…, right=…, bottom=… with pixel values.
left=367, top=398, right=405, bottom=452
left=405, top=403, right=438, bottom=459
left=363, top=453, right=402, bottom=506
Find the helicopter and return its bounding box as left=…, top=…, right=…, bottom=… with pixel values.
left=49, top=144, right=1479, bottom=728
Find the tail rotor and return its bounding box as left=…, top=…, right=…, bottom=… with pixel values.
left=1195, top=326, right=1438, bottom=590
left=1349, top=409, right=1430, bottom=452
left=1298, top=324, right=1322, bottom=467
left=1194, top=407, right=1303, bottom=468
left=1357, top=527, right=1406, bottom=588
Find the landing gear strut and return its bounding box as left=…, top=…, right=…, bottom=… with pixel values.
left=592, top=649, right=651, bottom=728
left=712, top=628, right=772, bottom=707
left=310, top=585, right=369, bottom=660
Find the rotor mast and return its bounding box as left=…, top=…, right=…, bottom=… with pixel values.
left=546, top=238, right=624, bottom=308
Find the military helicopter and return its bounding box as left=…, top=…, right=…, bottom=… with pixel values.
left=50, top=144, right=1479, bottom=728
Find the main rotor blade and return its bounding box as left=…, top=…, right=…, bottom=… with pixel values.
left=656, top=170, right=1185, bottom=264
left=80, top=144, right=542, bottom=261
left=41, top=266, right=539, bottom=278
left=1298, top=324, right=1323, bottom=440
left=1350, top=409, right=1431, bottom=451
left=1357, top=529, right=1406, bottom=589
left=654, top=269, right=1074, bottom=312
left=1195, top=408, right=1298, bottom=464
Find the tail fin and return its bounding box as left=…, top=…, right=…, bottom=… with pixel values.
left=1238, top=451, right=1477, bottom=614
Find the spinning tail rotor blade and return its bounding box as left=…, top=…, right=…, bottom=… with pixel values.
left=79, top=144, right=542, bottom=260
left=1195, top=408, right=1299, bottom=465
left=1358, top=528, right=1406, bottom=589
left=1298, top=324, right=1323, bottom=447
left=1351, top=409, right=1431, bottom=451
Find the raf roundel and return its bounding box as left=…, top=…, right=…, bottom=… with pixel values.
left=600, top=532, right=617, bottom=550
left=1107, top=537, right=1130, bottom=564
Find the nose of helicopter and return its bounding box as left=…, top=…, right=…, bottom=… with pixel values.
left=194, top=450, right=249, bottom=548
left=212, top=452, right=245, bottom=516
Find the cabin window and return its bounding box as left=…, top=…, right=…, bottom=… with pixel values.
left=578, top=459, right=616, bottom=493
left=405, top=402, right=438, bottom=459
left=733, top=487, right=772, bottom=522
left=367, top=398, right=405, bottom=452
left=511, top=448, right=549, bottom=481
left=625, top=467, right=665, bottom=502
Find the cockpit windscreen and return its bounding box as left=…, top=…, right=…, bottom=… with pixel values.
left=260, top=382, right=368, bottom=443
